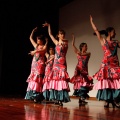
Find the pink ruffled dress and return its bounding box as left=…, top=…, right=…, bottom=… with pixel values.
left=93, top=40, right=120, bottom=100
left=25, top=45, right=46, bottom=101
left=42, top=55, right=54, bottom=100
left=43, top=44, right=70, bottom=102
left=70, top=54, right=93, bottom=99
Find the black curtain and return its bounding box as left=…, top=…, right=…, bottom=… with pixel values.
left=0, top=0, right=59, bottom=97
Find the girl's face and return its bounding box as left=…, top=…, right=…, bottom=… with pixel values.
left=58, top=32, right=65, bottom=40
left=49, top=48, right=54, bottom=55
left=37, top=37, right=43, bottom=45
left=82, top=44, right=87, bottom=52
left=109, top=30, right=116, bottom=38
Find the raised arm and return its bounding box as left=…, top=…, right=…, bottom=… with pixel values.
left=43, top=22, right=58, bottom=45
left=72, top=34, right=79, bottom=54
left=29, top=38, right=48, bottom=56
left=90, top=15, right=104, bottom=45
left=29, top=27, right=37, bottom=48
left=45, top=52, right=49, bottom=59
left=45, top=55, right=55, bottom=64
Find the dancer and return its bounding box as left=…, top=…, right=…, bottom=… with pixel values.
left=42, top=45, right=55, bottom=101
left=90, top=15, right=120, bottom=108
left=42, top=22, right=70, bottom=106
left=25, top=27, right=47, bottom=103
left=70, top=34, right=93, bottom=106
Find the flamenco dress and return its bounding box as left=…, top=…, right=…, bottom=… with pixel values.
left=70, top=54, right=93, bottom=100
left=43, top=44, right=70, bottom=103
left=93, top=40, right=120, bottom=102
left=25, top=46, right=46, bottom=102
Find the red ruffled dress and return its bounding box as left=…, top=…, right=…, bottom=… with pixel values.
left=25, top=45, right=46, bottom=101
left=93, top=39, right=120, bottom=101
left=44, top=44, right=70, bottom=102
left=42, top=55, right=54, bottom=100
left=70, top=53, right=93, bottom=99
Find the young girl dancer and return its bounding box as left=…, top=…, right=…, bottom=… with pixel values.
left=42, top=22, right=70, bottom=106
left=90, top=15, right=120, bottom=108
left=42, top=46, right=55, bottom=101
left=25, top=27, right=47, bottom=103
left=70, top=34, right=93, bottom=106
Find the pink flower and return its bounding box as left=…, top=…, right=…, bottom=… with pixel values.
left=58, top=57, right=65, bottom=64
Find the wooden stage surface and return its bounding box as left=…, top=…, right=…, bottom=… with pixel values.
left=0, top=96, right=120, bottom=120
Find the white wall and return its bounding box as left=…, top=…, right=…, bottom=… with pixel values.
left=59, top=0, right=120, bottom=97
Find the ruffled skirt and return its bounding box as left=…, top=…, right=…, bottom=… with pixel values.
left=42, top=69, right=70, bottom=102
left=93, top=66, right=120, bottom=101
left=70, top=74, right=93, bottom=99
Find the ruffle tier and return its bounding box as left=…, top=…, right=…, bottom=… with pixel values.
left=25, top=90, right=44, bottom=102
left=26, top=81, right=43, bottom=92
left=48, top=69, right=70, bottom=81
left=70, top=75, right=93, bottom=90
left=73, top=86, right=90, bottom=99
left=42, top=80, right=70, bottom=92
left=93, top=66, right=120, bottom=90
left=93, top=66, right=120, bottom=80
left=26, top=72, right=44, bottom=83
left=93, top=79, right=120, bottom=90
left=43, top=89, right=70, bottom=102
left=42, top=69, right=70, bottom=91
left=96, top=89, right=115, bottom=101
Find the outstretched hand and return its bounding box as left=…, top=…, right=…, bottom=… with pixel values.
left=32, top=27, right=37, bottom=32
left=42, top=22, right=49, bottom=27
left=28, top=50, right=36, bottom=56
left=90, top=15, right=93, bottom=21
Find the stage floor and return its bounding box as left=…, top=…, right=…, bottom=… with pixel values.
left=0, top=97, right=120, bottom=120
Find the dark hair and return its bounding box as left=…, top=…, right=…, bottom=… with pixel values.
left=79, top=43, right=87, bottom=51
left=37, top=35, right=45, bottom=41
left=49, top=46, right=54, bottom=50
left=93, top=27, right=114, bottom=37
left=47, top=46, right=55, bottom=54
left=59, top=29, right=66, bottom=35
left=56, top=29, right=66, bottom=40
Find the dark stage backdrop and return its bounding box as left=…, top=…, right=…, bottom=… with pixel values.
left=0, top=0, right=59, bottom=96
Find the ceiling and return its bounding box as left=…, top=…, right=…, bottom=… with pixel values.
left=57, top=0, right=74, bottom=8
